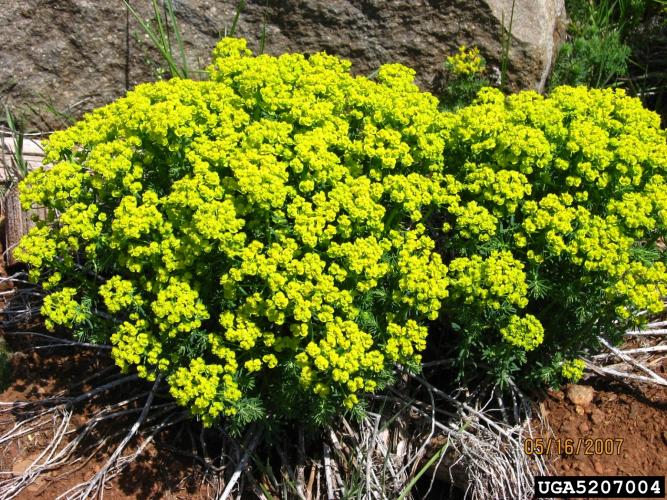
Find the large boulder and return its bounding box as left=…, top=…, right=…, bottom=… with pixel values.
left=0, top=0, right=566, bottom=130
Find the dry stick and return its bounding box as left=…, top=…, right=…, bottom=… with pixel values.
left=509, top=387, right=521, bottom=425
left=0, top=290, right=42, bottom=298
left=0, top=374, right=138, bottom=421
left=51, top=410, right=187, bottom=500
left=306, top=463, right=316, bottom=500
left=103, top=410, right=189, bottom=481
left=625, top=328, right=667, bottom=336
left=366, top=467, right=382, bottom=500
left=1, top=331, right=113, bottom=350
left=327, top=429, right=346, bottom=461
left=592, top=345, right=667, bottom=358
left=642, top=320, right=667, bottom=328
left=0, top=409, right=72, bottom=498
left=421, top=358, right=457, bottom=368
left=199, top=426, right=211, bottom=469
left=42, top=375, right=138, bottom=411
left=585, top=361, right=667, bottom=386
left=396, top=382, right=435, bottom=479
left=364, top=404, right=401, bottom=489
left=274, top=440, right=295, bottom=497
left=0, top=273, right=32, bottom=285
left=647, top=356, right=667, bottom=368
left=596, top=336, right=667, bottom=385
left=326, top=432, right=345, bottom=496
left=365, top=413, right=380, bottom=497
left=0, top=372, right=135, bottom=419
left=400, top=387, right=542, bottom=500
left=296, top=427, right=306, bottom=499
left=323, top=443, right=335, bottom=500
left=356, top=418, right=377, bottom=499
left=245, top=469, right=269, bottom=500
left=405, top=371, right=513, bottom=439
left=423, top=436, right=449, bottom=499
left=77, top=375, right=161, bottom=499
left=219, top=427, right=263, bottom=500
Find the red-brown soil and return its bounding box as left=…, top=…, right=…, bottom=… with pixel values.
left=2, top=346, right=665, bottom=499
left=0, top=346, right=208, bottom=499
left=539, top=381, right=667, bottom=479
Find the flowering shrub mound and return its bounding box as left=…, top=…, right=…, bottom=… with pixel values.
left=15, top=38, right=667, bottom=426
left=435, top=86, right=667, bottom=385
left=16, top=39, right=453, bottom=426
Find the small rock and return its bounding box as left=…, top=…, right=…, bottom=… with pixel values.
left=575, top=405, right=585, bottom=415
left=579, top=422, right=590, bottom=433
left=594, top=461, right=604, bottom=475
left=590, top=409, right=605, bottom=425
left=567, top=384, right=595, bottom=407
left=549, top=389, right=565, bottom=401
left=561, top=463, right=570, bottom=471
left=662, top=431, right=667, bottom=445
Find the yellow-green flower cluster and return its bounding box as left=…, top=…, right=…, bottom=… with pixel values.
left=110, top=318, right=164, bottom=378
left=390, top=226, right=449, bottom=320
left=560, top=359, right=586, bottom=382
left=98, top=276, right=143, bottom=313
left=58, top=202, right=104, bottom=247
left=14, top=225, right=58, bottom=269
left=464, top=166, right=532, bottom=215
left=449, top=201, right=498, bottom=242
left=446, top=45, right=485, bottom=77
left=609, top=262, right=667, bottom=320
left=168, top=358, right=242, bottom=426
left=448, top=250, right=529, bottom=311
left=499, top=315, right=544, bottom=351
left=295, top=317, right=386, bottom=404
left=151, top=279, right=209, bottom=337
left=40, top=287, right=89, bottom=331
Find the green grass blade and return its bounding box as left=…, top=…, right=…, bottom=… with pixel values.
left=397, top=440, right=449, bottom=500
left=259, top=17, right=267, bottom=55
left=165, top=0, right=189, bottom=78
left=124, top=0, right=184, bottom=78
left=229, top=0, right=246, bottom=36
left=4, top=106, right=28, bottom=179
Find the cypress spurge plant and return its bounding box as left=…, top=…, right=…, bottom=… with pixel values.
left=435, top=86, right=667, bottom=386
left=440, top=45, right=490, bottom=110
left=17, top=39, right=451, bottom=428
left=16, top=38, right=667, bottom=430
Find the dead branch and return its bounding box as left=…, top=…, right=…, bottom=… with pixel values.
left=596, top=336, right=667, bottom=385
left=219, top=426, right=263, bottom=500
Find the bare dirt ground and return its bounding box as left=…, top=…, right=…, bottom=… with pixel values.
left=529, top=345, right=667, bottom=500
left=539, top=379, right=667, bottom=479
left=0, top=347, right=209, bottom=499
left=0, top=340, right=664, bottom=499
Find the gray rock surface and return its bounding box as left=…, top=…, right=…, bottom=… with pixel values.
left=0, top=0, right=566, bottom=130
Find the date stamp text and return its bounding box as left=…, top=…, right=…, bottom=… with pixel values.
left=524, top=438, right=623, bottom=456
